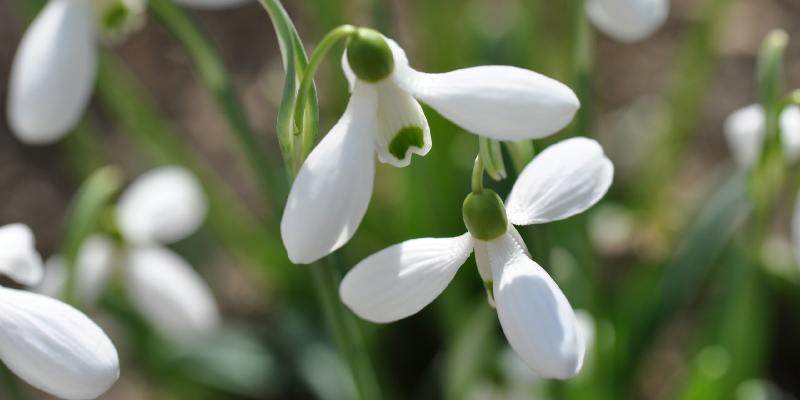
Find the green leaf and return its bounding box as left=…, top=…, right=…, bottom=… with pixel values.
left=259, top=0, right=319, bottom=177
left=615, top=170, right=749, bottom=392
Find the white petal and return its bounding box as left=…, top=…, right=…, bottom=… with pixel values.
left=395, top=60, right=579, bottom=140
left=506, top=137, right=614, bottom=225
left=124, top=246, right=220, bottom=340
left=341, top=50, right=356, bottom=91
left=340, top=233, right=474, bottom=323
left=172, top=0, right=251, bottom=8
left=586, top=0, right=668, bottom=42
left=724, top=104, right=764, bottom=169
left=281, top=83, right=378, bottom=264
left=0, top=224, right=43, bottom=286
left=7, top=0, right=96, bottom=144
left=373, top=80, right=431, bottom=167
left=36, top=236, right=115, bottom=305
left=724, top=104, right=800, bottom=168
left=488, top=232, right=584, bottom=379
left=36, top=256, right=68, bottom=299
left=116, top=166, right=208, bottom=244
left=780, top=105, right=800, bottom=163
left=0, top=287, right=118, bottom=399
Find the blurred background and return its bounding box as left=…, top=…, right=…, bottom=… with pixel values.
left=2, top=0, right=800, bottom=399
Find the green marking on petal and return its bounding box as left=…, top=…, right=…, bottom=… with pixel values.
left=103, top=3, right=130, bottom=31
left=389, top=126, right=425, bottom=160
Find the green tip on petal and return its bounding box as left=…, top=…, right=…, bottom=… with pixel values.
left=389, top=126, right=425, bottom=160
left=462, top=189, right=508, bottom=241
left=346, top=28, right=394, bottom=82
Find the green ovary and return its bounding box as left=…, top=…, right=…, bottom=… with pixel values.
left=103, top=3, right=130, bottom=30
left=389, top=126, right=425, bottom=160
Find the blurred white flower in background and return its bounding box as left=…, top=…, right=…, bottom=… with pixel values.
left=340, top=138, right=613, bottom=379
left=282, top=30, right=580, bottom=264
left=6, top=0, right=250, bottom=145
left=0, top=224, right=119, bottom=400
left=723, top=104, right=800, bottom=169
left=586, top=0, right=669, bottom=43
left=38, top=166, right=220, bottom=341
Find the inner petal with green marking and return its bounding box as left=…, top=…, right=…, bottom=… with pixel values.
left=389, top=126, right=425, bottom=161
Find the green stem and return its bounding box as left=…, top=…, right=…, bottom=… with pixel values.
left=148, top=0, right=280, bottom=203
left=310, top=262, right=381, bottom=400
left=257, top=3, right=382, bottom=397
left=292, top=24, right=357, bottom=156
left=0, top=365, right=25, bottom=400
left=471, top=155, right=484, bottom=194
left=570, top=0, right=593, bottom=137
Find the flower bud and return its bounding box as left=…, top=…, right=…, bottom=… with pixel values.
left=463, top=190, right=508, bottom=241
left=346, top=28, right=394, bottom=83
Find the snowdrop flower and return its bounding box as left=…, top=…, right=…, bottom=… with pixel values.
left=7, top=0, right=248, bottom=145
left=37, top=234, right=116, bottom=305
left=340, top=137, right=613, bottom=378
left=282, top=29, right=580, bottom=264
left=724, top=104, right=800, bottom=168
left=40, top=167, right=220, bottom=341
left=0, top=224, right=119, bottom=399
left=586, top=0, right=669, bottom=42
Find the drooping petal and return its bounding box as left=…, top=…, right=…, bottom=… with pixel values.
left=0, top=287, right=118, bottom=399
left=724, top=104, right=764, bottom=169
left=7, top=0, right=96, bottom=144
left=0, top=224, right=43, bottom=286
left=392, top=42, right=578, bottom=141
left=506, top=137, right=613, bottom=226
left=340, top=233, right=474, bottom=323
left=281, top=83, right=378, bottom=264
left=172, top=0, right=251, bottom=8
left=474, top=226, right=530, bottom=307
left=35, top=235, right=115, bottom=305
left=373, top=80, right=431, bottom=167
left=780, top=105, right=800, bottom=163
left=124, top=246, right=220, bottom=340
left=585, top=0, right=668, bottom=43
left=488, top=232, right=584, bottom=379
left=116, top=166, right=208, bottom=245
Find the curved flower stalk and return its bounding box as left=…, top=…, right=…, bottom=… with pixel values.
left=282, top=29, right=580, bottom=264
left=724, top=104, right=800, bottom=169
left=39, top=166, right=220, bottom=341
left=586, top=0, right=669, bottom=43
left=340, top=138, right=613, bottom=378
left=7, top=0, right=249, bottom=145
left=0, top=224, right=119, bottom=399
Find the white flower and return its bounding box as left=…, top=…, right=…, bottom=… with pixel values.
left=0, top=224, right=119, bottom=399
left=340, top=137, right=613, bottom=378
left=586, top=0, right=669, bottom=43
left=37, top=234, right=116, bottom=305
left=116, top=166, right=208, bottom=244
left=7, top=0, right=247, bottom=144
left=7, top=0, right=97, bottom=144
left=40, top=167, right=220, bottom=341
left=724, top=104, right=800, bottom=168
left=0, top=224, right=43, bottom=286
left=282, top=31, right=580, bottom=264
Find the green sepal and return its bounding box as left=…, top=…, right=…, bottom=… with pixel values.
left=462, top=190, right=508, bottom=241
left=346, top=28, right=394, bottom=83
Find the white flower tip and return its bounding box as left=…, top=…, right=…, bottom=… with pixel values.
left=586, top=0, right=669, bottom=42
left=7, top=0, right=97, bottom=145
left=0, top=223, right=44, bottom=286
left=0, top=288, right=119, bottom=399
left=340, top=234, right=474, bottom=323
left=125, top=246, right=220, bottom=341
left=116, top=166, right=208, bottom=244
